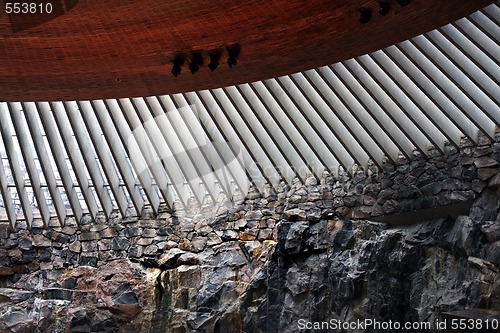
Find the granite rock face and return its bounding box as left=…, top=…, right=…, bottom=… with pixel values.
left=0, top=259, right=151, bottom=333
left=241, top=189, right=500, bottom=332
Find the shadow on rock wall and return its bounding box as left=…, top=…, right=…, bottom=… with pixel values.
left=240, top=187, right=500, bottom=333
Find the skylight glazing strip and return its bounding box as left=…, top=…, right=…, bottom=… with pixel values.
left=481, top=3, right=500, bottom=24
left=360, top=53, right=447, bottom=152
left=104, top=99, right=162, bottom=212
left=189, top=90, right=267, bottom=193
left=220, top=86, right=293, bottom=186
left=439, top=24, right=500, bottom=95
left=255, top=80, right=326, bottom=179
left=0, top=104, right=34, bottom=226
left=0, top=135, right=17, bottom=228
left=267, top=77, right=342, bottom=173
left=156, top=94, right=222, bottom=202
left=36, top=102, right=83, bottom=224
left=23, top=102, right=68, bottom=223
left=118, top=98, right=176, bottom=210
left=78, top=101, right=130, bottom=216
left=91, top=100, right=145, bottom=214
left=314, top=65, right=387, bottom=166
left=399, top=40, right=497, bottom=138
left=347, top=56, right=431, bottom=154
left=454, top=17, right=500, bottom=63
left=413, top=35, right=500, bottom=128
left=206, top=87, right=279, bottom=189
left=64, top=101, right=114, bottom=217
left=130, top=97, right=193, bottom=207
left=247, top=82, right=319, bottom=181
left=384, top=45, right=480, bottom=143
left=50, top=102, right=99, bottom=218
left=8, top=102, right=51, bottom=226
left=287, top=72, right=357, bottom=172
left=360, top=55, right=438, bottom=154
left=469, top=10, right=500, bottom=50
left=170, top=93, right=225, bottom=200
left=371, top=50, right=464, bottom=147
left=326, top=63, right=402, bottom=162
left=153, top=95, right=211, bottom=204
left=300, top=69, right=371, bottom=167
left=180, top=92, right=239, bottom=201
left=333, top=60, right=415, bottom=159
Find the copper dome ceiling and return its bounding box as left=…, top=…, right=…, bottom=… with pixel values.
left=0, top=0, right=496, bottom=102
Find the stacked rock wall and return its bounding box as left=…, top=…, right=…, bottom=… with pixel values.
left=0, top=133, right=499, bottom=332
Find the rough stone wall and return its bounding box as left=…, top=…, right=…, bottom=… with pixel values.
left=0, top=133, right=499, bottom=332
left=241, top=190, right=500, bottom=332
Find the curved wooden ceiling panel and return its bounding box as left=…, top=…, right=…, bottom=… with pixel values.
left=0, top=0, right=496, bottom=102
